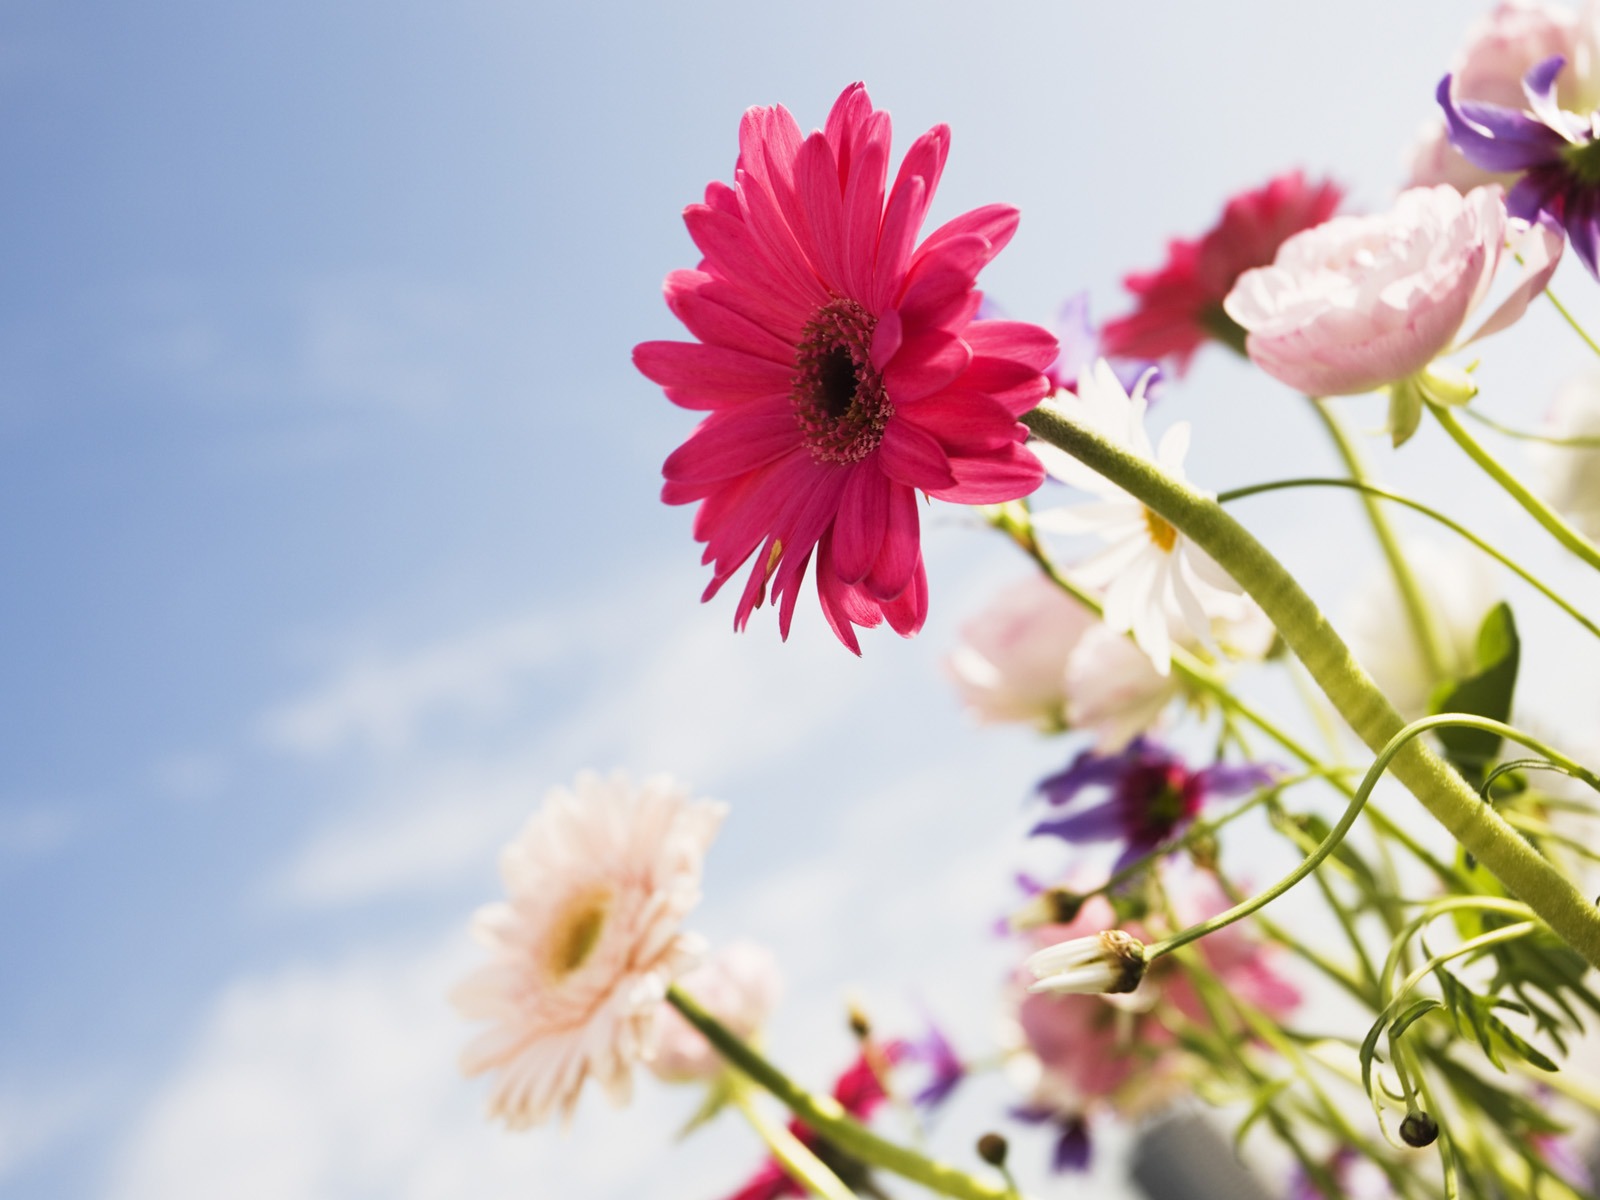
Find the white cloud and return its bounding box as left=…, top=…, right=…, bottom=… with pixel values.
left=101, top=935, right=758, bottom=1200
left=0, top=1080, right=103, bottom=1186
left=258, top=612, right=569, bottom=758
left=0, top=803, right=79, bottom=863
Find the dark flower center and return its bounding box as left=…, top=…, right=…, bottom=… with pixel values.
left=1562, top=136, right=1600, bottom=187
left=792, top=298, right=892, bottom=464
left=1120, top=761, right=1197, bottom=844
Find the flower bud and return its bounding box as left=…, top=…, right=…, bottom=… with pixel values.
left=1024, top=930, right=1148, bottom=996
left=1400, top=1111, right=1440, bottom=1148
left=1009, top=886, right=1087, bottom=931
left=976, top=1132, right=1009, bottom=1168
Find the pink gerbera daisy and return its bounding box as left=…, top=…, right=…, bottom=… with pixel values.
left=634, top=83, right=1057, bottom=653
left=451, top=771, right=725, bottom=1128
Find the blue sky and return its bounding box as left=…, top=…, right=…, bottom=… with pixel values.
left=7, top=1, right=1600, bottom=1197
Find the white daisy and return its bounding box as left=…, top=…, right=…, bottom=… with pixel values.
left=1032, top=361, right=1241, bottom=673
left=452, top=770, right=726, bottom=1128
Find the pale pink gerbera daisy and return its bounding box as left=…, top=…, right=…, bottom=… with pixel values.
left=452, top=771, right=726, bottom=1128
left=634, top=83, right=1057, bottom=653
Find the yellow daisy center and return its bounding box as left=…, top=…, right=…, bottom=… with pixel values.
left=545, top=887, right=611, bottom=980
left=1142, top=506, right=1178, bottom=553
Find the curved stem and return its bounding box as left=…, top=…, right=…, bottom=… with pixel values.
left=1544, top=286, right=1600, bottom=359
left=1311, top=400, right=1451, bottom=680
left=1462, top=405, right=1600, bottom=448
left=1023, top=400, right=1600, bottom=967
left=667, top=987, right=1016, bottom=1200
left=1217, top=476, right=1600, bottom=642
left=1429, top=402, right=1600, bottom=572
left=727, top=1084, right=857, bottom=1200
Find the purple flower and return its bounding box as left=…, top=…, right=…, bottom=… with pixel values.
left=1438, top=55, right=1600, bottom=275
left=1044, top=292, right=1163, bottom=399
left=905, top=1016, right=966, bottom=1112
left=1032, top=738, right=1276, bottom=870
left=1011, top=1106, right=1093, bottom=1172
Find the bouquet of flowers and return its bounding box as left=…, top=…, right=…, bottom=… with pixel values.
left=453, top=5, right=1600, bottom=1196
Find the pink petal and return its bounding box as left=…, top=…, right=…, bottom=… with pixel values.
left=878, top=419, right=956, bottom=489
left=914, top=203, right=1019, bottom=266
left=872, top=127, right=949, bottom=308
left=831, top=466, right=891, bottom=584
left=897, top=233, right=988, bottom=327
left=665, top=269, right=805, bottom=346
left=950, top=354, right=1052, bottom=416
left=824, top=83, right=873, bottom=181
left=928, top=442, right=1044, bottom=503
left=736, top=166, right=830, bottom=305
left=841, top=113, right=892, bottom=301
left=870, top=308, right=903, bottom=371
left=896, top=391, right=1023, bottom=455
left=633, top=340, right=794, bottom=409
left=883, top=328, right=973, bottom=403
left=796, top=131, right=847, bottom=293
left=662, top=398, right=801, bottom=485
left=1459, top=215, right=1564, bottom=348
left=864, top=483, right=920, bottom=601
left=666, top=280, right=797, bottom=364
left=879, top=556, right=928, bottom=635
left=775, top=545, right=813, bottom=639
left=684, top=204, right=815, bottom=314
left=963, top=320, right=1060, bottom=372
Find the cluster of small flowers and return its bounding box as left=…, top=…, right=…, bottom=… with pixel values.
left=453, top=4, right=1600, bottom=1195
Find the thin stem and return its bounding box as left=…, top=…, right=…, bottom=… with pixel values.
left=1217, top=476, right=1600, bottom=642
left=667, top=987, right=1017, bottom=1200
left=1311, top=400, right=1451, bottom=680
left=1429, top=402, right=1600, bottom=573
left=1462, top=405, right=1600, bottom=448
left=1005, top=506, right=1467, bottom=889
left=1544, top=286, right=1600, bottom=359
left=1023, top=401, right=1600, bottom=967
left=1148, top=714, right=1582, bottom=960
left=727, top=1084, right=858, bottom=1200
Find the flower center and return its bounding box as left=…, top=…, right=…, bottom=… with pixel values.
left=545, top=887, right=610, bottom=981
left=792, top=298, right=892, bottom=464
left=1562, top=136, right=1600, bottom=186
left=1142, top=506, right=1178, bottom=552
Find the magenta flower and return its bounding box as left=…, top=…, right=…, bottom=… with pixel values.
left=1439, top=55, right=1600, bottom=276
left=1032, top=739, right=1276, bottom=870
left=1098, top=171, right=1343, bottom=373
left=635, top=84, right=1056, bottom=653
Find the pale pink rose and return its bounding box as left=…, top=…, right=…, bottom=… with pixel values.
left=452, top=771, right=725, bottom=1128
left=946, top=575, right=1102, bottom=729
left=1411, top=1, right=1595, bottom=190
left=648, top=941, right=782, bottom=1083
left=1224, top=187, right=1562, bottom=434
left=947, top=574, right=1179, bottom=746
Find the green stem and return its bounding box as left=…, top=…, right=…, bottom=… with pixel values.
left=1218, top=477, right=1600, bottom=642
left=1544, top=286, right=1600, bottom=359
left=1021, top=400, right=1600, bottom=966
left=1429, top=403, right=1600, bottom=573
left=1147, top=714, right=1584, bottom=960
left=727, top=1084, right=858, bottom=1200
left=1006, top=506, right=1466, bottom=889
left=1461, top=405, right=1600, bottom=448
left=667, top=987, right=1015, bottom=1200
left=1311, top=400, right=1451, bottom=680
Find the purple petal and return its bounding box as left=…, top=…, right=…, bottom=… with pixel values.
left=1570, top=189, right=1600, bottom=278
left=1049, top=292, right=1098, bottom=389
left=1193, top=760, right=1280, bottom=800
left=1523, top=55, right=1570, bottom=134
left=1053, top=1117, right=1092, bottom=1173
left=1506, top=169, right=1563, bottom=222
left=1032, top=799, right=1125, bottom=844
left=1037, top=739, right=1149, bottom=806
left=907, top=1017, right=965, bottom=1111
left=1438, top=75, right=1566, bottom=172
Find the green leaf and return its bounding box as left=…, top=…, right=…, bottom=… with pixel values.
left=1232, top=1075, right=1292, bottom=1154
left=1436, top=967, right=1559, bottom=1073
left=1429, top=603, right=1520, bottom=788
